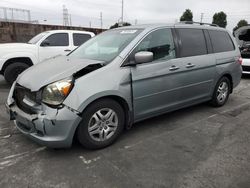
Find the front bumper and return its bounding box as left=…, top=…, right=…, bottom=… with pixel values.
left=6, top=90, right=82, bottom=148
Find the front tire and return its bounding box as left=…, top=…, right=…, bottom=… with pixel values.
left=4, top=62, right=29, bottom=84
left=77, top=99, right=125, bottom=149
left=211, top=77, right=231, bottom=107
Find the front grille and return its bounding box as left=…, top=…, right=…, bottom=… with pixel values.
left=13, top=84, right=39, bottom=114
left=242, top=66, right=250, bottom=72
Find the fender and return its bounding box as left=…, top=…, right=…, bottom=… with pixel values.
left=72, top=90, right=133, bottom=114
left=0, top=52, right=39, bottom=71
left=2, top=51, right=39, bottom=64
left=71, top=90, right=134, bottom=129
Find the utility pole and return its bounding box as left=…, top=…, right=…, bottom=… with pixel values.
left=134, top=19, right=137, bottom=25
left=121, top=0, right=124, bottom=24
left=89, top=21, right=92, bottom=28
left=3, top=7, right=7, bottom=21
left=69, top=14, right=72, bottom=26
left=100, top=12, right=103, bottom=30
left=27, top=10, right=31, bottom=22
left=11, top=8, right=14, bottom=20
left=200, top=13, right=204, bottom=23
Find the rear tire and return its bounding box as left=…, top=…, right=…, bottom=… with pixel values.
left=77, top=99, right=125, bottom=149
left=211, top=77, right=231, bottom=107
left=4, top=62, right=29, bottom=84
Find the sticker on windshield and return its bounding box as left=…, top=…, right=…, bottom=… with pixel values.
left=120, top=30, right=137, bottom=34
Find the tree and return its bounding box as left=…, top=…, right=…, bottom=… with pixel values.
left=233, top=19, right=248, bottom=33
left=212, top=11, right=227, bottom=28
left=180, top=9, right=193, bottom=22
left=110, top=22, right=131, bottom=29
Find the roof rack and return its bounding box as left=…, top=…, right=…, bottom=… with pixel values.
left=179, top=21, right=219, bottom=27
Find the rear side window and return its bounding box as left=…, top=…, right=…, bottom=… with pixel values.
left=208, top=30, right=235, bottom=53
left=177, top=28, right=207, bottom=57
left=73, top=33, right=91, bottom=46
left=43, top=33, right=69, bottom=46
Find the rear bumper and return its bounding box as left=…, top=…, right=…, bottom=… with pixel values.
left=242, top=58, right=250, bottom=74
left=6, top=101, right=82, bottom=148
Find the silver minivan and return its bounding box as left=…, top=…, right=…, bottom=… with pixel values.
left=6, top=22, right=242, bottom=149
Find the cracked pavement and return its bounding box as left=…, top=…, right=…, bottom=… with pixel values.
left=0, top=75, right=250, bottom=188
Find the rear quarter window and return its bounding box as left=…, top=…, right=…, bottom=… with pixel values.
left=73, top=33, right=92, bottom=46
left=177, top=28, right=207, bottom=57
left=208, top=30, right=235, bottom=53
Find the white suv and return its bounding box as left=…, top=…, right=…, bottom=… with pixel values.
left=0, top=30, right=95, bottom=83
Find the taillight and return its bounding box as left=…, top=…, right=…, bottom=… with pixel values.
left=237, top=57, right=242, bottom=65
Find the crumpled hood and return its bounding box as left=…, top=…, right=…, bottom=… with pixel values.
left=17, top=56, right=104, bottom=91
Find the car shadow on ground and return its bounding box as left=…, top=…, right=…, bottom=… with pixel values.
left=0, top=77, right=10, bottom=89
left=242, top=74, right=250, bottom=79
left=46, top=102, right=213, bottom=154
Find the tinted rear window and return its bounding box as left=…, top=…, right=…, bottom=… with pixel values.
left=177, top=28, right=207, bottom=57
left=73, top=33, right=92, bottom=46
left=208, top=30, right=235, bottom=53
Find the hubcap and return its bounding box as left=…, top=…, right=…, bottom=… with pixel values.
left=88, top=108, right=118, bottom=142
left=216, top=81, right=229, bottom=103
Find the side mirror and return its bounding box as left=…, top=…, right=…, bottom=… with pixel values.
left=134, top=51, right=153, bottom=64
left=41, top=40, right=50, bottom=47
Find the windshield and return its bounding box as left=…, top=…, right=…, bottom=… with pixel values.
left=70, top=29, right=142, bottom=62
left=28, top=32, right=48, bottom=44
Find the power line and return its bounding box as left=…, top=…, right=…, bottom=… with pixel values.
left=0, top=6, right=30, bottom=21
left=62, top=5, right=69, bottom=26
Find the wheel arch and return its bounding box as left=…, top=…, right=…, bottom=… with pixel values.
left=79, top=95, right=133, bottom=129
left=1, top=57, right=34, bottom=74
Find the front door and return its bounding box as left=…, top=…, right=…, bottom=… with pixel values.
left=130, top=28, right=180, bottom=121
left=38, top=33, right=72, bottom=62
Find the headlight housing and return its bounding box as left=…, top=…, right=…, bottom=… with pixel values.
left=42, top=78, right=73, bottom=106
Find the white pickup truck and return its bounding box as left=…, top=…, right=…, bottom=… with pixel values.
left=0, top=30, right=95, bottom=83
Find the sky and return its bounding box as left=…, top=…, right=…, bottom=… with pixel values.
left=0, top=0, right=250, bottom=32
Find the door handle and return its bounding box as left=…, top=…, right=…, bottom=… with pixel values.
left=64, top=49, right=71, bottom=52
left=186, top=63, right=195, bottom=68
left=169, top=65, right=180, bottom=71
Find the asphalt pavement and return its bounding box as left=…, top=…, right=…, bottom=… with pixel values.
left=0, top=75, right=250, bottom=188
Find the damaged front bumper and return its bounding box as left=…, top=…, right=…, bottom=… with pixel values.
left=6, top=83, right=82, bottom=148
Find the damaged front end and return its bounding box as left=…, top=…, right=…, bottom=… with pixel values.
left=5, top=63, right=104, bottom=148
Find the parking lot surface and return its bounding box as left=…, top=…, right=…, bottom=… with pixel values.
left=1, top=76, right=250, bottom=188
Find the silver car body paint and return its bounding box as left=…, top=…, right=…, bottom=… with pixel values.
left=6, top=23, right=242, bottom=148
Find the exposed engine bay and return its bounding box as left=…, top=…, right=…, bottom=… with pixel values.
left=235, top=26, right=250, bottom=59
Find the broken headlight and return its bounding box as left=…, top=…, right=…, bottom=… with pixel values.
left=42, top=78, right=73, bottom=106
